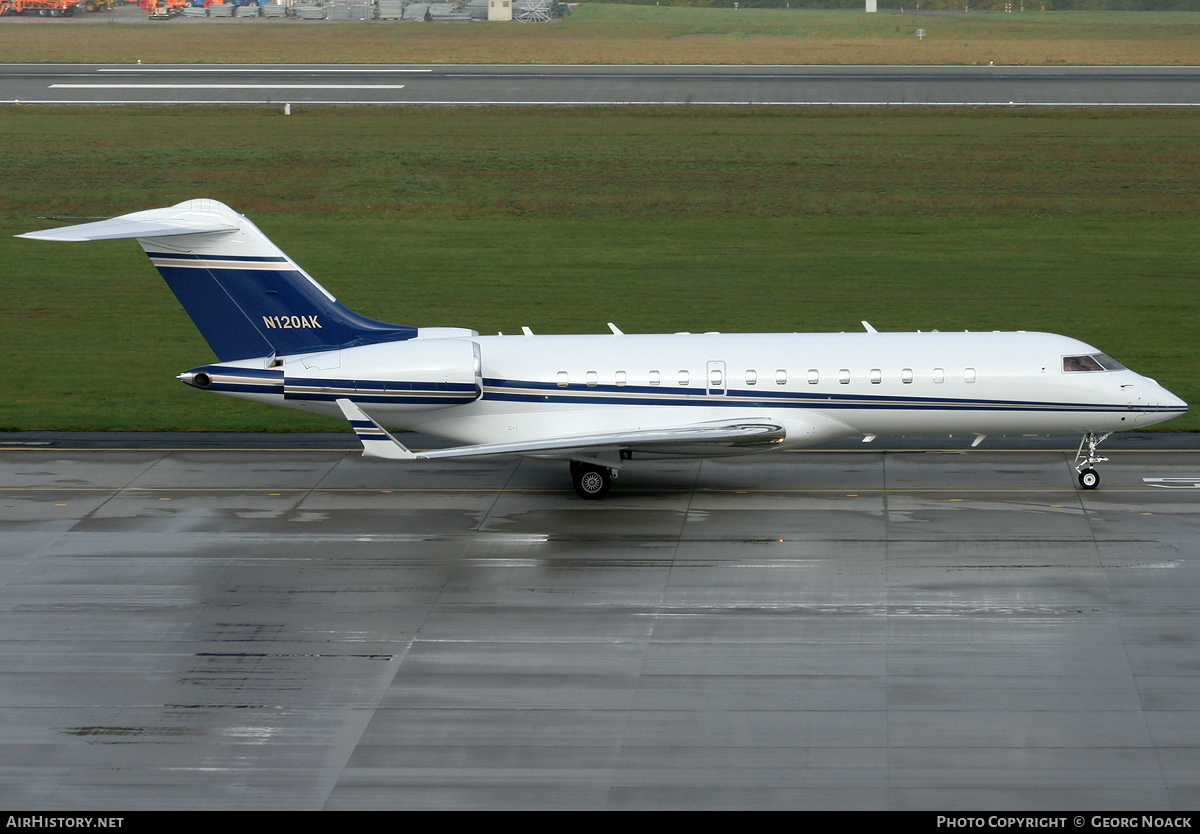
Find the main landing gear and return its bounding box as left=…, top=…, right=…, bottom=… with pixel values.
left=1074, top=431, right=1111, bottom=490
left=570, top=460, right=614, bottom=500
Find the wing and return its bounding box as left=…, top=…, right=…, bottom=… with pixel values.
left=336, top=399, right=786, bottom=462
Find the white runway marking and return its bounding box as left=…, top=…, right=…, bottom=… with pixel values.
left=51, top=84, right=408, bottom=90
left=95, top=68, right=432, bottom=73
left=1143, top=477, right=1200, bottom=489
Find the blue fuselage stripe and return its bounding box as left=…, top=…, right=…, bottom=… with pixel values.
left=477, top=379, right=1163, bottom=414
left=187, top=367, right=1183, bottom=416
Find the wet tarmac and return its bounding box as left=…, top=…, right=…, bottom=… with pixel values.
left=2, top=434, right=1199, bottom=809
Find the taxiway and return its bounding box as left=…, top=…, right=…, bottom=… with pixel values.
left=2, top=434, right=1198, bottom=809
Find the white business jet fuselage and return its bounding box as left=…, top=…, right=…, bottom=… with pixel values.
left=20, top=200, right=1186, bottom=498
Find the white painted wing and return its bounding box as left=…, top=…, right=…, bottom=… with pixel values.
left=337, top=399, right=785, bottom=461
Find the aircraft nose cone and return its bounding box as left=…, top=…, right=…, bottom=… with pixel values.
left=1134, top=379, right=1187, bottom=427
left=1149, top=378, right=1187, bottom=410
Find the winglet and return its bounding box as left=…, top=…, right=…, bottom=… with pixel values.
left=336, top=399, right=417, bottom=460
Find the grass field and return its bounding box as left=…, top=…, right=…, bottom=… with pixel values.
left=2, top=105, right=1196, bottom=432
left=2, top=6, right=1200, bottom=65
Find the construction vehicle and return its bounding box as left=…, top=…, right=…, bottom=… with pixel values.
left=1, top=0, right=74, bottom=15
left=143, top=0, right=186, bottom=16
left=143, top=0, right=218, bottom=17
left=143, top=0, right=258, bottom=15
left=0, top=0, right=117, bottom=13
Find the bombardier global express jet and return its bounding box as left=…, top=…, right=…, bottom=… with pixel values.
left=20, top=200, right=1187, bottom=498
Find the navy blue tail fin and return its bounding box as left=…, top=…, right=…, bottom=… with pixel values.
left=20, top=199, right=416, bottom=362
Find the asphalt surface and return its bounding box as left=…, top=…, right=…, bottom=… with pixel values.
left=3, top=433, right=1199, bottom=809
left=5, top=63, right=1200, bottom=106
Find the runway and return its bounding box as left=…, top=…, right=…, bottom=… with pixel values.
left=4, top=63, right=1200, bottom=105
left=3, top=433, right=1199, bottom=809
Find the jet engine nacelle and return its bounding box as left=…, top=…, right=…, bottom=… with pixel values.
left=283, top=338, right=482, bottom=413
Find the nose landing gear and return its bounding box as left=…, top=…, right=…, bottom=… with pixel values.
left=1074, top=432, right=1110, bottom=490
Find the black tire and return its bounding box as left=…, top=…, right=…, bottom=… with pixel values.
left=1078, top=468, right=1099, bottom=490
left=572, top=463, right=611, bottom=500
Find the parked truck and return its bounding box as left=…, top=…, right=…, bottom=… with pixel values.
left=0, top=0, right=119, bottom=14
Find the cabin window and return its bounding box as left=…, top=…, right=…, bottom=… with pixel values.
left=808, top=369, right=819, bottom=385
left=709, top=368, right=723, bottom=387
left=964, top=368, right=976, bottom=384
left=870, top=369, right=882, bottom=384
left=649, top=371, right=660, bottom=386
left=839, top=369, right=850, bottom=384
left=556, top=371, right=568, bottom=388
left=775, top=369, right=787, bottom=385
left=746, top=370, right=758, bottom=386
left=586, top=371, right=598, bottom=388
left=615, top=370, right=627, bottom=387
left=678, top=370, right=690, bottom=386
left=933, top=368, right=945, bottom=384
left=901, top=368, right=914, bottom=384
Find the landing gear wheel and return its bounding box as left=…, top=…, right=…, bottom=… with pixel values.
left=572, top=463, right=611, bottom=500
left=1073, top=432, right=1109, bottom=492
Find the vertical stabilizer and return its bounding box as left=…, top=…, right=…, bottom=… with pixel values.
left=19, top=199, right=416, bottom=362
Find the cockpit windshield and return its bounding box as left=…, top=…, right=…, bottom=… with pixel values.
left=1062, top=354, right=1126, bottom=373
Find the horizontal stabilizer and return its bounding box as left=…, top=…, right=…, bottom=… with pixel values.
left=17, top=204, right=239, bottom=242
